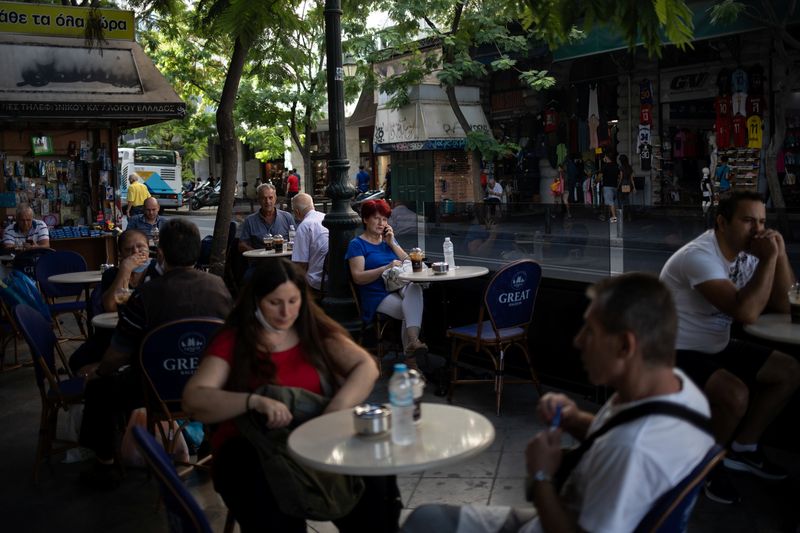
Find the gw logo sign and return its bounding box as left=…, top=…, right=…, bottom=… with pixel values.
left=179, top=332, right=207, bottom=356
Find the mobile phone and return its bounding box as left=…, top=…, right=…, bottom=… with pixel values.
left=550, top=405, right=562, bottom=430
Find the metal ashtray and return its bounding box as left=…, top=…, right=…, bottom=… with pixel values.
left=353, top=403, right=391, bottom=436
left=431, top=261, right=449, bottom=274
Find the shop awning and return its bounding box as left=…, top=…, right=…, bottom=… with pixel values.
left=552, top=0, right=799, bottom=62
left=373, top=100, right=489, bottom=152
left=0, top=33, right=185, bottom=127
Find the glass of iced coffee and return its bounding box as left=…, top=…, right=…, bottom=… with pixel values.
left=262, top=233, right=274, bottom=252
left=273, top=234, right=284, bottom=253
left=409, top=247, right=424, bottom=273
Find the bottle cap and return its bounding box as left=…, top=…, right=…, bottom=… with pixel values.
left=393, top=363, right=408, bottom=372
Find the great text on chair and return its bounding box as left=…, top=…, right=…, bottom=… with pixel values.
left=447, top=259, right=543, bottom=415
left=138, top=317, right=224, bottom=473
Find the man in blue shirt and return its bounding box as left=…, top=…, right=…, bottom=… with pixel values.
left=126, top=197, right=166, bottom=240
left=356, top=165, right=371, bottom=193
left=239, top=183, right=294, bottom=252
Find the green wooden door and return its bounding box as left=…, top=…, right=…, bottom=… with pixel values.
left=392, top=151, right=434, bottom=214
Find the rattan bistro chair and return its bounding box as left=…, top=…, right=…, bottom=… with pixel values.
left=14, top=303, right=85, bottom=482
left=446, top=259, right=543, bottom=415
left=139, top=317, right=224, bottom=475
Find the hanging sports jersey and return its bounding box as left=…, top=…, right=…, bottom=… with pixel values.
left=716, top=116, right=732, bottom=149
left=639, top=143, right=652, bottom=171
left=732, top=93, right=747, bottom=116
left=674, top=130, right=686, bottom=158
left=731, top=68, right=748, bottom=94
left=640, top=104, right=652, bottom=125
left=714, top=96, right=732, bottom=118
left=747, top=115, right=763, bottom=148
left=749, top=64, right=765, bottom=95
left=638, top=124, right=651, bottom=146
left=685, top=130, right=698, bottom=158
left=640, top=79, right=654, bottom=105
left=544, top=108, right=558, bottom=133
left=732, top=114, right=747, bottom=147
left=717, top=69, right=732, bottom=95
left=746, top=95, right=764, bottom=117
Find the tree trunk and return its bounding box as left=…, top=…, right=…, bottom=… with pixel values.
left=301, top=122, right=312, bottom=196
left=209, top=37, right=249, bottom=276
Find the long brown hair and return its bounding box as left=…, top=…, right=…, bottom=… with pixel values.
left=223, top=259, right=348, bottom=392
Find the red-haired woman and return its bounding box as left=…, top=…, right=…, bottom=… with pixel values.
left=346, top=200, right=427, bottom=367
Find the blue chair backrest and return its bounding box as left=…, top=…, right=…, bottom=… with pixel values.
left=131, top=426, right=214, bottom=533
left=139, top=318, right=224, bottom=407
left=483, top=259, right=542, bottom=331
left=12, top=248, right=55, bottom=279
left=634, top=444, right=725, bottom=533
left=13, top=303, right=59, bottom=391
left=35, top=250, right=87, bottom=299
left=2, top=270, right=52, bottom=321
left=87, top=284, right=104, bottom=319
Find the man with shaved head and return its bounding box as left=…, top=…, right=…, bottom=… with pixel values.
left=291, top=192, right=328, bottom=293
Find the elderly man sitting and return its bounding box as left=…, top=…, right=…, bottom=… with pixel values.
left=126, top=197, right=166, bottom=241
left=291, top=192, right=328, bottom=294
left=2, top=204, right=49, bottom=250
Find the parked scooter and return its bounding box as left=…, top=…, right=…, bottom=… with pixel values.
left=190, top=182, right=221, bottom=210
left=351, top=189, right=385, bottom=212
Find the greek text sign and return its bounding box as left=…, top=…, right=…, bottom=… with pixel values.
left=0, top=2, right=134, bottom=40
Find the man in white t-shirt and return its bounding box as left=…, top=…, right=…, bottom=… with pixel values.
left=401, top=274, right=714, bottom=533
left=290, top=193, right=328, bottom=293
left=484, top=176, right=503, bottom=219
left=660, top=191, right=799, bottom=503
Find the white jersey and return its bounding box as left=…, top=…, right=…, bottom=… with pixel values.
left=660, top=230, right=758, bottom=353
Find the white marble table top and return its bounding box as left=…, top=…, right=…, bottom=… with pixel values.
left=743, top=313, right=800, bottom=345
left=47, top=270, right=102, bottom=284
left=242, top=249, right=293, bottom=259
left=397, top=265, right=489, bottom=282
left=288, top=403, right=495, bottom=476
left=91, top=312, right=119, bottom=329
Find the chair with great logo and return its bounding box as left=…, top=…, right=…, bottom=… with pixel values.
left=13, top=303, right=85, bottom=482
left=446, top=259, right=543, bottom=415
left=139, top=317, right=224, bottom=473
left=35, top=250, right=88, bottom=339
left=634, top=444, right=725, bottom=533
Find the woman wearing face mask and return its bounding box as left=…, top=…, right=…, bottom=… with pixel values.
left=69, top=230, right=159, bottom=374
left=347, top=199, right=427, bottom=369
left=183, top=260, right=398, bottom=533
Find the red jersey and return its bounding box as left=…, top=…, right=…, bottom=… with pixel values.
left=544, top=108, right=558, bottom=133
left=746, top=96, right=764, bottom=117
left=715, top=116, right=732, bottom=149
left=732, top=114, right=747, bottom=148
left=714, top=96, right=732, bottom=118
left=640, top=104, right=652, bottom=125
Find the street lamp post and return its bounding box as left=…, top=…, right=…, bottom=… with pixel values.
left=322, top=0, right=361, bottom=329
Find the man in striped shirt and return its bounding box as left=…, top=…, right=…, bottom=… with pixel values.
left=2, top=204, right=49, bottom=250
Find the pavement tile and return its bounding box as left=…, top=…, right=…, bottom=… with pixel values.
left=489, top=478, right=529, bottom=506
left=407, top=478, right=493, bottom=508
left=422, top=451, right=500, bottom=478
left=496, top=452, right=527, bottom=478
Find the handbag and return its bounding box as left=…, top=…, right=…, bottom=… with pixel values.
left=381, top=260, right=412, bottom=292
left=620, top=184, right=632, bottom=193
left=235, top=385, right=365, bottom=521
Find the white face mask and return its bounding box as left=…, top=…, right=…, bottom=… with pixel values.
left=254, top=307, right=280, bottom=332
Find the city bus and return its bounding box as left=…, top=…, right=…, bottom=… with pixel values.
left=118, top=147, right=182, bottom=208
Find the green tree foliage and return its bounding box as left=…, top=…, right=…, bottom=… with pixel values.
left=368, top=0, right=694, bottom=161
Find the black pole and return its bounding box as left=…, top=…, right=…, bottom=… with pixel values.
left=321, top=0, right=361, bottom=330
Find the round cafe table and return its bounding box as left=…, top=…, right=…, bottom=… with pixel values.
left=91, top=312, right=119, bottom=329
left=397, top=265, right=489, bottom=283
left=743, top=313, right=800, bottom=345
left=288, top=403, right=495, bottom=476
left=242, top=249, right=293, bottom=259
left=47, top=270, right=103, bottom=285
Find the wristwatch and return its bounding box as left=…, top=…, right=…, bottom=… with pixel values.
left=525, top=470, right=552, bottom=502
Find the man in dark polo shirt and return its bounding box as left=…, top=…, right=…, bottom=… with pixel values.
left=238, top=183, right=294, bottom=252
left=78, top=218, right=232, bottom=489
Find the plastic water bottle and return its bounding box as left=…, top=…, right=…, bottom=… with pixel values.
left=389, top=363, right=416, bottom=445
left=288, top=225, right=296, bottom=242
left=151, top=226, right=160, bottom=246
left=443, top=237, right=456, bottom=269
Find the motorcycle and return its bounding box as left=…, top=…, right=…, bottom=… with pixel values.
left=351, top=189, right=385, bottom=213
left=190, top=182, right=221, bottom=210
